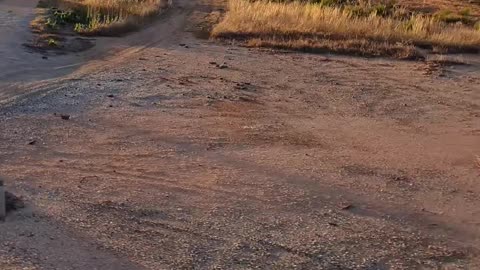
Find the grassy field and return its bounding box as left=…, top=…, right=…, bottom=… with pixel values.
left=212, top=0, right=480, bottom=58
left=35, top=0, right=168, bottom=36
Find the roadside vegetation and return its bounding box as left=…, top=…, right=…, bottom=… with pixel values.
left=28, top=0, right=168, bottom=53
left=212, top=0, right=480, bottom=58
left=33, top=0, right=168, bottom=36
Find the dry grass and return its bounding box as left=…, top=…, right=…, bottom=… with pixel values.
left=76, top=0, right=166, bottom=16
left=397, top=0, right=480, bottom=17
left=212, top=0, right=480, bottom=57
left=71, top=0, right=168, bottom=35
left=37, top=0, right=169, bottom=35
left=246, top=37, right=421, bottom=59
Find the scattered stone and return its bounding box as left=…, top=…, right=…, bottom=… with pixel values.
left=209, top=61, right=217, bottom=65
left=107, top=94, right=115, bottom=98
left=139, top=57, right=148, bottom=61
left=27, top=140, right=37, bottom=145
left=218, top=63, right=228, bottom=69
left=392, top=175, right=409, bottom=182
left=53, top=113, right=70, bottom=120
left=328, top=222, right=338, bottom=227
left=239, top=96, right=254, bottom=102
left=340, top=203, right=354, bottom=210
left=179, top=43, right=186, bottom=47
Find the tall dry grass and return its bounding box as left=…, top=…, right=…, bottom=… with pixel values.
left=212, top=0, right=480, bottom=55
left=47, top=0, right=168, bottom=35
left=74, top=0, right=166, bottom=17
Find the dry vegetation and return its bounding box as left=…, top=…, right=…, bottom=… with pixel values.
left=71, top=0, right=168, bottom=35
left=36, top=0, right=168, bottom=36
left=212, top=0, right=480, bottom=58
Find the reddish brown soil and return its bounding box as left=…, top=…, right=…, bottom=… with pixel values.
left=0, top=0, right=479, bottom=269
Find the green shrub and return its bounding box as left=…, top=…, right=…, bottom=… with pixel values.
left=45, top=8, right=87, bottom=30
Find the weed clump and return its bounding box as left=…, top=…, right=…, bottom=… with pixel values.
left=41, top=0, right=168, bottom=36
left=45, top=8, right=86, bottom=30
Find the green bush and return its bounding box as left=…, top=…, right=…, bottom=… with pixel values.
left=45, top=8, right=87, bottom=30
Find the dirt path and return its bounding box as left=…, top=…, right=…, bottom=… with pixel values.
left=0, top=0, right=81, bottom=82
left=0, top=0, right=185, bottom=104
left=1, top=0, right=480, bottom=269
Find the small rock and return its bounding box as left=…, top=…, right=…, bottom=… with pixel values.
left=392, top=175, right=409, bottom=182
left=218, top=63, right=228, bottom=69
left=60, top=114, right=70, bottom=120
left=239, top=96, right=254, bottom=102
left=209, top=61, right=217, bottom=65
left=28, top=140, right=37, bottom=145
left=340, top=203, right=354, bottom=210
left=42, top=56, right=48, bottom=60
left=107, top=94, right=115, bottom=98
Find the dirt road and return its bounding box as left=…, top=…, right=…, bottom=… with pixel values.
left=0, top=0, right=479, bottom=269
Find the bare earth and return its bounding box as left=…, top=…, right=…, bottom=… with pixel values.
left=0, top=0, right=480, bottom=269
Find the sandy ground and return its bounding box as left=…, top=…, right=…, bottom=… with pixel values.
left=0, top=0, right=480, bottom=269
